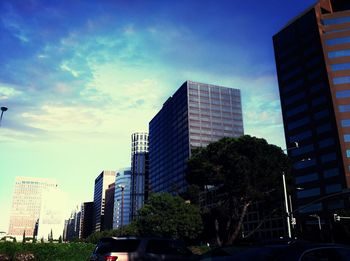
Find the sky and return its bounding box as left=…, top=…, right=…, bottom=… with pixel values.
left=0, top=0, right=317, bottom=232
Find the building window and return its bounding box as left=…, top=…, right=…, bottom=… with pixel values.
left=328, top=49, right=350, bottom=58
left=325, top=184, right=342, bottom=194
left=313, top=109, right=329, bottom=120
left=284, top=92, right=306, bottom=106
left=336, top=90, right=350, bottom=99
left=339, top=104, right=350, bottom=112
left=323, top=168, right=339, bottom=178
left=333, top=76, right=350, bottom=85
left=344, top=134, right=350, bottom=142
left=321, top=153, right=336, bottom=163
left=287, top=117, right=310, bottom=130
left=285, top=104, right=308, bottom=118
left=299, top=203, right=322, bottom=213
left=312, top=96, right=327, bottom=106
left=326, top=36, right=350, bottom=46
left=293, top=158, right=316, bottom=169
left=318, top=138, right=334, bottom=148
left=331, top=62, right=350, bottom=71
left=289, top=130, right=312, bottom=142
left=316, top=123, right=331, bottom=134
left=295, top=173, right=319, bottom=184
left=323, top=16, right=350, bottom=25
left=297, top=188, right=321, bottom=199
left=341, top=119, right=350, bottom=127
left=290, top=144, right=314, bottom=156
left=282, top=79, right=304, bottom=94
left=346, top=149, right=350, bottom=158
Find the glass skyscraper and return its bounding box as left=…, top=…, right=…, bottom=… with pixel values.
left=93, top=170, right=115, bottom=232
left=149, top=80, right=243, bottom=193
left=113, top=168, right=132, bottom=229
left=130, top=132, right=149, bottom=220
left=273, top=0, right=350, bottom=238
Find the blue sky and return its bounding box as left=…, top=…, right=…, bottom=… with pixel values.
left=0, top=0, right=316, bottom=232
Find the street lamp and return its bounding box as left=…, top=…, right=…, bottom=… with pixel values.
left=282, top=142, right=299, bottom=238
left=0, top=106, right=8, bottom=126
left=118, top=184, right=125, bottom=228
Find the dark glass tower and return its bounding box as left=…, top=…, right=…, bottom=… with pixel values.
left=149, top=80, right=243, bottom=193
left=273, top=0, right=350, bottom=239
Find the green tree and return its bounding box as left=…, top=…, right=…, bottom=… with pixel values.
left=186, top=135, right=291, bottom=246
left=58, top=235, right=62, bottom=243
left=136, top=193, right=203, bottom=242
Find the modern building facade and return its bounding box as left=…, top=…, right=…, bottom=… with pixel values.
left=104, top=183, right=115, bottom=230
left=8, top=177, right=58, bottom=239
left=79, top=202, right=94, bottom=239
left=130, top=132, right=149, bottom=220
left=149, top=80, right=244, bottom=193
left=273, top=0, right=350, bottom=239
left=113, top=168, right=132, bottom=229
left=93, top=171, right=115, bottom=232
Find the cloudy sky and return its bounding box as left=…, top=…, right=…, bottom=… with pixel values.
left=0, top=0, right=316, bottom=232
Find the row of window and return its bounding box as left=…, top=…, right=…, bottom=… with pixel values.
left=323, top=16, right=350, bottom=26
left=326, top=36, right=350, bottom=46
left=331, top=62, right=350, bottom=71
left=328, top=49, right=350, bottom=58
left=333, top=76, right=350, bottom=85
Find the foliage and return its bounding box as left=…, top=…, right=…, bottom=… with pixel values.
left=0, top=242, right=95, bottom=261
left=136, top=193, right=203, bottom=242
left=58, top=236, right=62, bottom=244
left=186, top=135, right=291, bottom=246
left=85, top=223, right=139, bottom=244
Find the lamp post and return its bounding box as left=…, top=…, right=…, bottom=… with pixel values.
left=0, top=106, right=8, bottom=126
left=118, top=184, right=125, bottom=228
left=282, top=142, right=299, bottom=238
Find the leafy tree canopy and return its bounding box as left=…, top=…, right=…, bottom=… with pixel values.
left=186, top=135, right=291, bottom=245
left=136, top=193, right=203, bottom=242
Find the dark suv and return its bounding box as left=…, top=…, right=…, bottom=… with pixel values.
left=90, top=236, right=195, bottom=261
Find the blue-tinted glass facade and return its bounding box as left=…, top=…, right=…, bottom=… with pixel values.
left=113, top=168, right=132, bottom=229
left=149, top=81, right=243, bottom=193
left=273, top=2, right=348, bottom=226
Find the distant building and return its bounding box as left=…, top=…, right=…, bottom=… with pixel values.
left=149, top=80, right=243, bottom=193
left=37, top=187, right=67, bottom=241
left=8, top=177, right=58, bottom=240
left=79, top=202, right=94, bottom=239
left=104, top=183, right=115, bottom=230
left=130, top=132, right=149, bottom=220
left=273, top=0, right=350, bottom=238
left=113, top=168, right=132, bottom=229
left=93, top=171, right=116, bottom=232
left=63, top=207, right=80, bottom=242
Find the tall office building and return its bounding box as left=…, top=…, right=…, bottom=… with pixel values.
left=130, top=132, right=149, bottom=220
left=113, top=168, right=132, bottom=229
left=93, top=170, right=115, bottom=232
left=8, top=177, right=58, bottom=239
left=273, top=0, right=350, bottom=236
left=79, top=202, right=94, bottom=239
left=104, top=183, right=115, bottom=230
left=149, top=80, right=243, bottom=193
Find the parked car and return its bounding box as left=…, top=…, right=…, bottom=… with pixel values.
left=200, top=240, right=350, bottom=261
left=90, top=236, right=195, bottom=261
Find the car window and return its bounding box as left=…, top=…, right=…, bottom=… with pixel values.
left=146, top=240, right=191, bottom=255
left=95, top=239, right=140, bottom=254
left=300, top=248, right=342, bottom=261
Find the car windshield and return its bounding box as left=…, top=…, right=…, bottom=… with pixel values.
left=95, top=239, right=141, bottom=254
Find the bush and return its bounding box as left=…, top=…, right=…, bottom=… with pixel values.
left=0, top=242, right=95, bottom=261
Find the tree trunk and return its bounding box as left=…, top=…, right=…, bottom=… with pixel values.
left=227, top=201, right=251, bottom=245
left=214, top=219, right=223, bottom=246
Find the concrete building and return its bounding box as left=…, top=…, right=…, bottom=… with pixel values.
left=93, top=171, right=115, bottom=232
left=79, top=202, right=94, bottom=239
left=104, top=183, right=115, bottom=230
left=130, top=132, right=149, bottom=220
left=8, top=177, right=58, bottom=240
left=113, top=168, right=132, bottom=229
left=273, top=0, right=350, bottom=239
left=149, top=80, right=243, bottom=193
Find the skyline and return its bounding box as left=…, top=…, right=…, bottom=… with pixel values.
left=0, top=0, right=316, bottom=232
